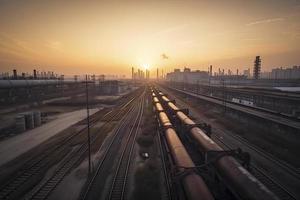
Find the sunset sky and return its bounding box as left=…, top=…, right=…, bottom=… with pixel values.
left=0, top=0, right=300, bottom=77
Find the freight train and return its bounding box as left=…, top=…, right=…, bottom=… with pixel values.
left=151, top=87, right=278, bottom=200
left=152, top=90, right=214, bottom=200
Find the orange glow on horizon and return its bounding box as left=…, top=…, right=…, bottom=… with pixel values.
left=0, top=1, right=299, bottom=77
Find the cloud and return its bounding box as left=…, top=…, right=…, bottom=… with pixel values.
left=246, top=18, right=284, bottom=26
left=45, top=41, right=63, bottom=51
left=0, top=32, right=41, bottom=60
left=161, top=53, right=169, bottom=59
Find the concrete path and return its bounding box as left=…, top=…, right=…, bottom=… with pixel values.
left=0, top=108, right=99, bottom=167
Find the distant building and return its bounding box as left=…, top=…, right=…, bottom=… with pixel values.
left=243, top=68, right=251, bottom=78
left=260, top=66, right=300, bottom=79
left=260, top=71, right=271, bottom=79
left=166, top=67, right=209, bottom=84
left=98, top=80, right=126, bottom=95
left=271, top=66, right=300, bottom=79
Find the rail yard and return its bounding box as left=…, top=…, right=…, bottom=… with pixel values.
left=1, top=1, right=300, bottom=199
left=0, top=80, right=299, bottom=200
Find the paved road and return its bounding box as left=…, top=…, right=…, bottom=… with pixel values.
left=0, top=108, right=99, bottom=167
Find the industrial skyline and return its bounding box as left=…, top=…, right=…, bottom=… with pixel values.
left=0, top=0, right=300, bottom=76
left=0, top=1, right=300, bottom=200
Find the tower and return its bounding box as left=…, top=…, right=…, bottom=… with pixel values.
left=253, top=56, right=261, bottom=79
left=13, top=69, right=17, bottom=79
left=33, top=69, right=37, bottom=79
left=131, top=67, right=134, bottom=80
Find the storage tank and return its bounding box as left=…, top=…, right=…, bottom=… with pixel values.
left=33, top=111, right=41, bottom=127
left=15, top=114, right=26, bottom=133
left=24, top=112, right=34, bottom=129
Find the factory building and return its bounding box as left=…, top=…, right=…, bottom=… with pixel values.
left=97, top=80, right=128, bottom=95
left=261, top=66, right=300, bottom=79
left=166, top=68, right=209, bottom=84
left=0, top=79, right=81, bottom=105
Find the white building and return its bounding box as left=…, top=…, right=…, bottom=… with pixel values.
left=271, top=66, right=300, bottom=79
left=166, top=68, right=209, bottom=84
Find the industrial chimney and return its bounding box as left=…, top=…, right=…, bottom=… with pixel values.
left=13, top=69, right=17, bottom=79
left=33, top=69, right=37, bottom=79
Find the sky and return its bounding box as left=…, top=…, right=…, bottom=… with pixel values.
left=0, top=0, right=299, bottom=77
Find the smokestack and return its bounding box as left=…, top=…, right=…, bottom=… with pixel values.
left=33, top=69, right=37, bottom=79
left=209, top=65, right=212, bottom=76
left=237, top=69, right=239, bottom=75
left=132, top=67, right=134, bottom=80
left=13, top=69, right=17, bottom=79
left=157, top=68, right=159, bottom=80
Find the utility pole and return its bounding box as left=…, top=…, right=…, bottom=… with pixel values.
left=132, top=67, right=134, bottom=80
left=209, top=65, right=212, bottom=95
left=197, top=80, right=199, bottom=94
left=85, top=75, right=91, bottom=174
left=222, top=78, right=226, bottom=113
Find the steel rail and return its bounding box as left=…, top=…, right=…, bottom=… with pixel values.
left=212, top=134, right=297, bottom=200
left=80, top=91, right=145, bottom=200
left=108, top=93, right=145, bottom=200
left=24, top=94, right=140, bottom=200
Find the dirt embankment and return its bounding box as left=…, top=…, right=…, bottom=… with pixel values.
left=131, top=91, right=162, bottom=200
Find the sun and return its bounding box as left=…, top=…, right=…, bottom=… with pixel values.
left=142, top=63, right=150, bottom=70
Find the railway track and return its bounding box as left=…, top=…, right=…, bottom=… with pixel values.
left=167, top=86, right=300, bottom=125
left=213, top=130, right=300, bottom=179
left=212, top=135, right=297, bottom=200
left=0, top=90, right=140, bottom=200
left=162, top=85, right=300, bottom=178
left=0, top=113, right=110, bottom=200
left=157, top=86, right=299, bottom=199
left=156, top=130, right=172, bottom=200
left=108, top=94, right=144, bottom=200
left=24, top=94, right=140, bottom=200
left=81, top=91, right=145, bottom=200
left=163, top=86, right=300, bottom=171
